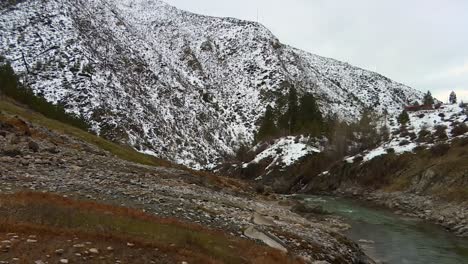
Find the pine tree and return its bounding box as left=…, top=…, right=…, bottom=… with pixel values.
left=398, top=110, right=410, bottom=125
left=297, top=93, right=323, bottom=136
left=423, top=91, right=434, bottom=105
left=287, top=87, right=298, bottom=133
left=356, top=108, right=379, bottom=150
left=449, top=91, right=457, bottom=104
left=255, top=105, right=278, bottom=142
left=0, top=62, right=19, bottom=95
left=0, top=62, right=89, bottom=131
left=278, top=87, right=299, bottom=134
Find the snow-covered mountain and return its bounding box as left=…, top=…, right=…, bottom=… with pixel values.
left=0, top=0, right=423, bottom=168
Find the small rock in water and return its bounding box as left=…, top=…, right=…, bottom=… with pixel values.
left=26, top=239, right=37, bottom=243
left=89, top=248, right=99, bottom=254
left=60, top=259, right=69, bottom=264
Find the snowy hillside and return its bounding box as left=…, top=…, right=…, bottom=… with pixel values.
left=347, top=104, right=468, bottom=162
left=0, top=0, right=423, bottom=168
left=241, top=136, right=324, bottom=173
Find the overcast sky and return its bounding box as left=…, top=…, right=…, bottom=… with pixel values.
left=165, top=0, right=468, bottom=102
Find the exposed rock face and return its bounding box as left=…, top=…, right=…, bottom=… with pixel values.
left=0, top=0, right=423, bottom=168
left=411, top=169, right=437, bottom=193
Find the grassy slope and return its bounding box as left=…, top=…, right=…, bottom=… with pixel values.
left=330, top=138, right=468, bottom=203
left=384, top=138, right=468, bottom=202
left=0, top=97, right=173, bottom=167
left=0, top=192, right=300, bottom=264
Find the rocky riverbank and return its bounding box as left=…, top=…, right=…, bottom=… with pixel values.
left=0, top=110, right=373, bottom=263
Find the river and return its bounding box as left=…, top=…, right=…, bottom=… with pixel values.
left=301, top=195, right=468, bottom=264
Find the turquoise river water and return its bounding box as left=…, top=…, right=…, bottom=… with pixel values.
left=301, top=195, right=468, bottom=264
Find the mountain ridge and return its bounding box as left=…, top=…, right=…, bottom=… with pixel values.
left=0, top=0, right=423, bottom=168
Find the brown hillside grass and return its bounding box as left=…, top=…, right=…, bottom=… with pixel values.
left=0, top=192, right=302, bottom=264
left=381, top=141, right=468, bottom=203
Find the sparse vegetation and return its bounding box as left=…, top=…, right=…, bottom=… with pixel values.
left=0, top=98, right=172, bottom=167
left=434, top=125, right=448, bottom=140
left=430, top=143, right=450, bottom=157
left=417, top=129, right=432, bottom=143
left=0, top=192, right=300, bottom=264
left=0, top=61, right=89, bottom=131
left=398, top=110, right=410, bottom=125
left=451, top=123, right=468, bottom=137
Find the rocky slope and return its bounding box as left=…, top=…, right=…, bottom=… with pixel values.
left=223, top=104, right=468, bottom=236
left=0, top=99, right=374, bottom=263
left=0, top=0, right=423, bottom=168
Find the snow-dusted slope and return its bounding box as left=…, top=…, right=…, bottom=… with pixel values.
left=242, top=136, right=324, bottom=172
left=347, top=104, right=468, bottom=162
left=0, top=0, right=423, bottom=168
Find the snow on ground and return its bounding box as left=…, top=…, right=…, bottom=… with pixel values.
left=243, top=136, right=321, bottom=170
left=0, top=0, right=423, bottom=169
left=348, top=104, right=468, bottom=163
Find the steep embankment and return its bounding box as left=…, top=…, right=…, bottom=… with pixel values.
left=0, top=98, right=373, bottom=263
left=302, top=105, right=468, bottom=236
left=0, top=0, right=422, bottom=168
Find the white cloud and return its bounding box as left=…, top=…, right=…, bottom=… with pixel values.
left=446, top=63, right=468, bottom=77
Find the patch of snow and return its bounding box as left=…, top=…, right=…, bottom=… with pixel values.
left=351, top=104, right=467, bottom=162
left=247, top=136, right=320, bottom=169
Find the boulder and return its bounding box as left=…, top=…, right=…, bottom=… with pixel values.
left=28, top=140, right=40, bottom=152
left=252, top=212, right=276, bottom=226
left=292, top=202, right=328, bottom=215
left=244, top=226, right=287, bottom=252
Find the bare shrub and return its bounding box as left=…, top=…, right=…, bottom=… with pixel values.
left=451, top=123, right=468, bottom=137
left=434, top=125, right=448, bottom=140
left=430, top=143, right=450, bottom=157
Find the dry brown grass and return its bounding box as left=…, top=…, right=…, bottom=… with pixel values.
left=0, top=221, right=218, bottom=264
left=369, top=140, right=468, bottom=202
left=0, top=192, right=303, bottom=264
